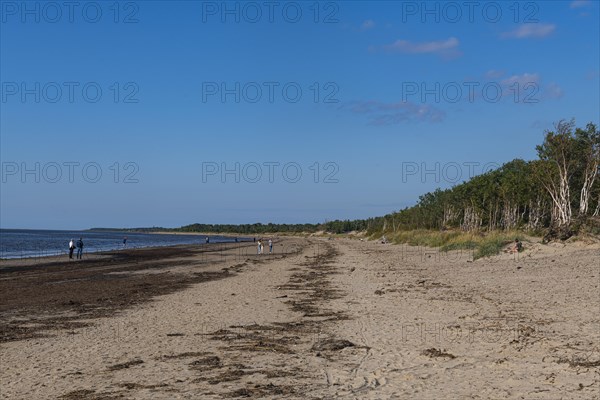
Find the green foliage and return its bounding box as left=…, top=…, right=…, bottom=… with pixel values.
left=382, top=229, right=524, bottom=259
left=473, top=240, right=505, bottom=259
left=365, top=121, right=598, bottom=237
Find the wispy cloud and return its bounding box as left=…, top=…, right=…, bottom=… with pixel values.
left=500, top=73, right=540, bottom=87
left=501, top=23, right=556, bottom=39
left=476, top=71, right=562, bottom=102
left=379, top=37, right=461, bottom=59
left=384, top=37, right=458, bottom=53
left=360, top=19, right=375, bottom=31
left=497, top=73, right=563, bottom=100
left=344, top=100, right=445, bottom=125
left=484, top=70, right=506, bottom=79
left=570, top=0, right=592, bottom=8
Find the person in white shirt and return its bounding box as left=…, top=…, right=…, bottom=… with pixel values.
left=68, top=239, right=75, bottom=259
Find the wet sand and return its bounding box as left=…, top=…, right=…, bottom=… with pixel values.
left=0, top=238, right=598, bottom=399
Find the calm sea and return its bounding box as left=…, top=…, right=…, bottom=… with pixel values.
left=0, top=229, right=247, bottom=259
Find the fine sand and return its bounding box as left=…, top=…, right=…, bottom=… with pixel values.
left=0, top=238, right=598, bottom=399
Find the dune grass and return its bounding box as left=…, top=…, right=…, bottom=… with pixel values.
left=377, top=229, right=526, bottom=260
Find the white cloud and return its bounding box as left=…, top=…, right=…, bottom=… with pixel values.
left=494, top=73, right=562, bottom=102
left=384, top=37, right=459, bottom=54
left=379, top=37, right=461, bottom=59
left=345, top=100, right=445, bottom=125
left=484, top=70, right=505, bottom=79
left=501, top=24, right=556, bottom=39
left=570, top=0, right=592, bottom=8
left=500, top=73, right=540, bottom=87
left=360, top=19, right=375, bottom=31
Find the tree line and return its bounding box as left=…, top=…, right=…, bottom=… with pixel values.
left=366, top=120, right=599, bottom=238
left=173, top=220, right=373, bottom=235
left=99, top=220, right=371, bottom=235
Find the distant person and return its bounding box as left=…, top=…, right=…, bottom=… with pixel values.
left=206, top=236, right=210, bottom=244
left=257, top=239, right=262, bottom=255
left=260, top=240, right=264, bottom=255
left=123, top=237, right=128, bottom=248
left=511, top=239, right=523, bottom=253
left=235, top=237, right=238, bottom=243
left=76, top=238, right=84, bottom=259
left=268, top=239, right=273, bottom=254
left=68, top=239, right=75, bottom=259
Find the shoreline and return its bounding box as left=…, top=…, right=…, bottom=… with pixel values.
left=0, top=241, right=265, bottom=269
left=0, top=235, right=255, bottom=263
left=0, top=238, right=298, bottom=341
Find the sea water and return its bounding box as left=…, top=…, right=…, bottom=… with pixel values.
left=0, top=229, right=247, bottom=259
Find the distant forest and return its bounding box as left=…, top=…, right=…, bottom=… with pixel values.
left=101, top=221, right=369, bottom=235
left=100, top=120, right=599, bottom=238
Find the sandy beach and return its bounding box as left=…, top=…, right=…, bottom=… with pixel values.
left=1, top=238, right=598, bottom=399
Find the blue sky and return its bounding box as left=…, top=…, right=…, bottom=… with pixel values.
left=1, top=0, right=599, bottom=229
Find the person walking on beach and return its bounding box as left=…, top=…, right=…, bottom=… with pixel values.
left=260, top=240, right=264, bottom=255
left=268, top=239, right=273, bottom=254
left=123, top=237, right=128, bottom=248
left=206, top=236, right=210, bottom=244
left=68, top=239, right=75, bottom=259
left=76, top=238, right=84, bottom=260
left=257, top=239, right=262, bottom=255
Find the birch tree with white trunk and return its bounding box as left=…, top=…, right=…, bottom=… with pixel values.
left=535, top=120, right=578, bottom=227
left=575, top=123, right=600, bottom=215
